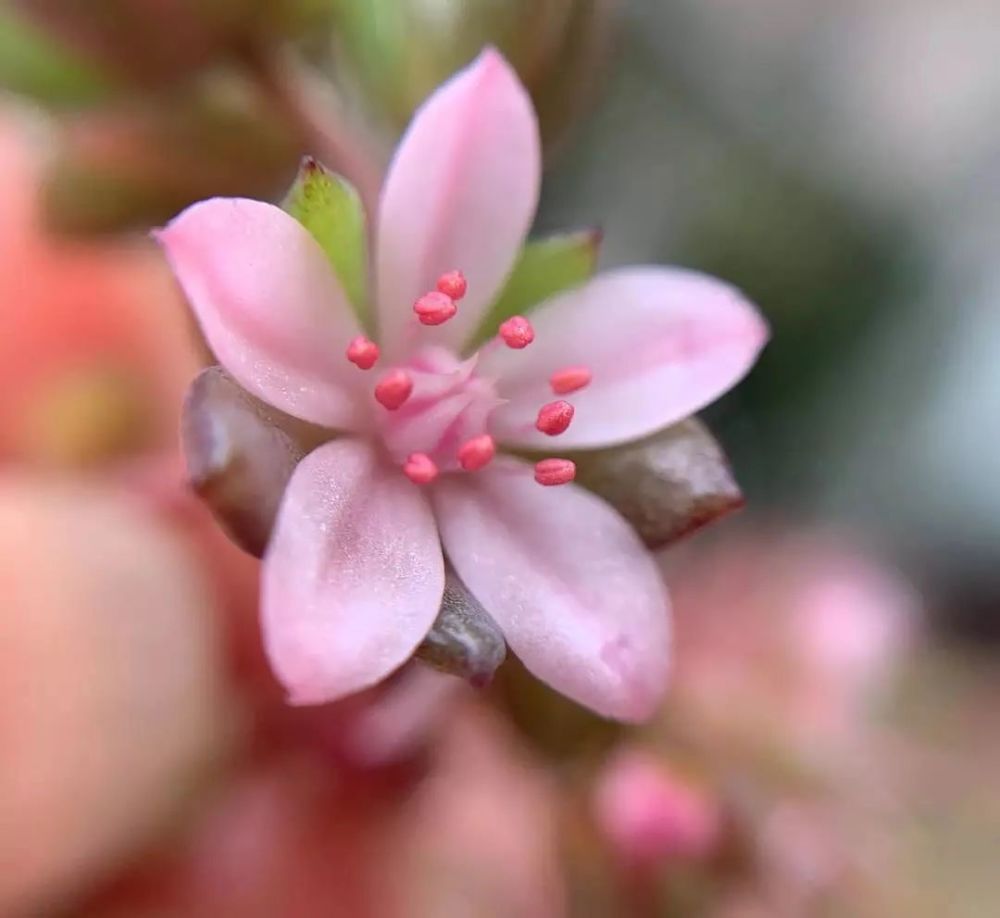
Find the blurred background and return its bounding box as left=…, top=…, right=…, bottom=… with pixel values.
left=0, top=1, right=997, bottom=915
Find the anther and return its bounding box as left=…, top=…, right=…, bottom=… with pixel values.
left=413, top=291, right=457, bottom=326
left=403, top=452, right=439, bottom=485
left=550, top=366, right=592, bottom=394
left=536, top=400, right=574, bottom=436
left=436, top=270, right=467, bottom=301
left=498, top=315, right=535, bottom=349
left=534, top=458, right=576, bottom=486
left=374, top=369, right=413, bottom=410
left=457, top=434, right=496, bottom=472
left=345, top=336, right=379, bottom=370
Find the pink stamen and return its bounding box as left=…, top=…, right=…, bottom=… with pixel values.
left=374, top=369, right=413, bottom=410
left=550, top=366, right=592, bottom=394
left=403, top=452, right=438, bottom=485
left=534, top=458, right=575, bottom=486
left=436, top=270, right=467, bottom=301
left=499, top=315, right=535, bottom=349
left=413, top=290, right=457, bottom=326
left=458, top=434, right=496, bottom=472
left=345, top=335, right=379, bottom=370
left=536, top=400, right=574, bottom=436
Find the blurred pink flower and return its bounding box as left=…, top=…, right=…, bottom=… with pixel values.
left=157, top=48, right=767, bottom=721
left=0, top=476, right=230, bottom=915
left=0, top=110, right=197, bottom=468
left=592, top=749, right=720, bottom=867
left=666, top=529, right=917, bottom=759
left=81, top=701, right=564, bottom=918
left=0, top=105, right=262, bottom=688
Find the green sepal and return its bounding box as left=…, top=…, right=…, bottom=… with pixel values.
left=283, top=156, right=370, bottom=330
left=468, top=229, right=600, bottom=349
left=0, top=9, right=110, bottom=106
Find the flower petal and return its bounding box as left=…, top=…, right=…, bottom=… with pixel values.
left=481, top=267, right=768, bottom=449
left=375, top=48, right=541, bottom=361
left=262, top=439, right=444, bottom=704
left=433, top=459, right=670, bottom=721
left=157, top=198, right=364, bottom=428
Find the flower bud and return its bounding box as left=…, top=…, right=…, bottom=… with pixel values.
left=592, top=750, right=720, bottom=866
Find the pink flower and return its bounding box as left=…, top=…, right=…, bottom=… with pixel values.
left=592, top=749, right=720, bottom=866
left=156, top=49, right=767, bottom=721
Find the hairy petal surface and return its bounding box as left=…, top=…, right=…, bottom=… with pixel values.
left=433, top=459, right=670, bottom=721
left=482, top=267, right=768, bottom=449
left=157, top=198, right=364, bottom=429
left=263, top=439, right=444, bottom=704
left=375, top=48, right=541, bottom=360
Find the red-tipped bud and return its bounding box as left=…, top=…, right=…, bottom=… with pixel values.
left=534, top=458, right=575, bottom=486
left=413, top=291, right=457, bottom=326
left=458, top=435, right=496, bottom=472
left=498, top=315, right=535, bottom=349
left=374, top=369, right=413, bottom=410
left=435, top=270, right=467, bottom=301
left=345, top=336, right=379, bottom=370
left=536, top=400, right=574, bottom=436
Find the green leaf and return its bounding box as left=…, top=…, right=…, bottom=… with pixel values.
left=469, top=229, right=600, bottom=349
left=0, top=10, right=110, bottom=106
left=283, top=157, right=370, bottom=330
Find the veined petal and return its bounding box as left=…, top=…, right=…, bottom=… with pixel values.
left=156, top=198, right=365, bottom=429
left=375, top=48, right=541, bottom=361
left=433, top=459, right=670, bottom=722
left=262, top=439, right=444, bottom=704
left=482, top=267, right=768, bottom=449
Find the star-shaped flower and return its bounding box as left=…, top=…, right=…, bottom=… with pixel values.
left=157, top=49, right=767, bottom=721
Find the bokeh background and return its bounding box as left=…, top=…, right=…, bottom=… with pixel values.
left=1, top=1, right=997, bottom=915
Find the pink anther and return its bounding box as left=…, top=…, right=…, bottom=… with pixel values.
left=413, top=290, right=457, bottom=326
left=498, top=315, right=535, bottom=349
left=345, top=336, right=379, bottom=370
left=457, top=434, right=496, bottom=472
left=536, top=400, right=574, bottom=436
left=534, top=458, right=576, bottom=486
left=550, top=366, right=592, bottom=394
left=436, top=270, right=467, bottom=301
left=374, top=369, right=413, bottom=410
left=403, top=452, right=439, bottom=485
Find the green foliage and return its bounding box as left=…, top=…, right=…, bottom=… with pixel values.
left=469, top=230, right=600, bottom=349
left=0, top=10, right=109, bottom=105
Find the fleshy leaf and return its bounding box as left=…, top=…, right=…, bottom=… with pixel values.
left=181, top=366, right=330, bottom=557
left=0, top=9, right=109, bottom=105
left=467, top=229, right=599, bottom=349
left=283, top=156, right=369, bottom=329
left=415, top=570, right=507, bottom=687
left=572, top=418, right=744, bottom=549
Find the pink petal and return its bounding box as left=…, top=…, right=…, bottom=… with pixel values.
left=432, top=460, right=670, bottom=721
left=157, top=198, right=364, bottom=429
left=262, top=439, right=444, bottom=704
left=375, top=48, right=541, bottom=362
left=481, top=267, right=768, bottom=449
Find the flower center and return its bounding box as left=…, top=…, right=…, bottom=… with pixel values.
left=375, top=346, right=502, bottom=474
left=342, top=270, right=592, bottom=486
